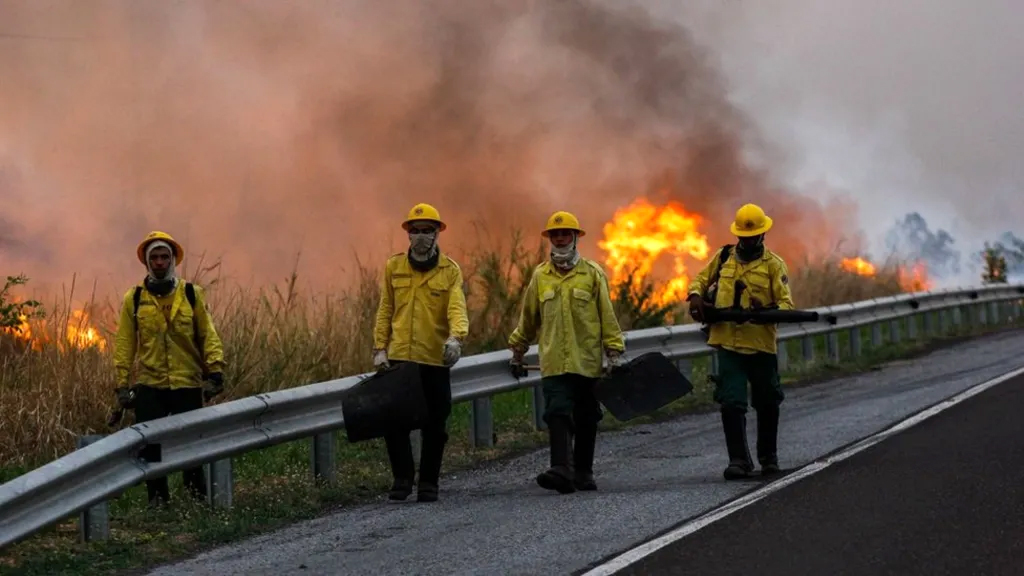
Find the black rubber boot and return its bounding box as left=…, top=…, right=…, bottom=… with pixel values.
left=416, top=429, right=448, bottom=502
left=384, top=434, right=416, bottom=501
left=757, top=406, right=781, bottom=475
left=537, top=417, right=576, bottom=494
left=721, top=408, right=754, bottom=480
left=573, top=419, right=598, bottom=491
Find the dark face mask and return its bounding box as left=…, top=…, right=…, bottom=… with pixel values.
left=736, top=234, right=765, bottom=261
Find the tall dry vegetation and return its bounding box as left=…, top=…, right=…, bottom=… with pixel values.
left=0, top=232, right=907, bottom=471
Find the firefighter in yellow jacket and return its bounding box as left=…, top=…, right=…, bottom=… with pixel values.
left=508, top=211, right=625, bottom=494
left=113, top=231, right=226, bottom=507
left=687, top=204, right=794, bottom=480
left=373, top=203, right=469, bottom=503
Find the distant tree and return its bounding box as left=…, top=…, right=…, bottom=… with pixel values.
left=0, top=274, right=45, bottom=334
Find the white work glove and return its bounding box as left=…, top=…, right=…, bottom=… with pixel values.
left=443, top=337, right=462, bottom=367
left=605, top=350, right=625, bottom=374
left=373, top=349, right=390, bottom=371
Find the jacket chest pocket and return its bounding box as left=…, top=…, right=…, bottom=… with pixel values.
left=571, top=287, right=593, bottom=306
left=136, top=305, right=165, bottom=335
left=171, top=309, right=195, bottom=335
left=539, top=287, right=557, bottom=313
left=391, top=275, right=412, bottom=295
left=426, top=276, right=450, bottom=300
left=742, top=269, right=774, bottom=304
left=715, top=267, right=737, bottom=307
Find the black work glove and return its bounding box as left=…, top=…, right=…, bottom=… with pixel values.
left=509, top=361, right=528, bottom=379
left=115, top=386, right=137, bottom=409
left=687, top=294, right=706, bottom=323
left=203, top=372, right=225, bottom=401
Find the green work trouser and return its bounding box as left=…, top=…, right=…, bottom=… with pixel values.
left=713, top=348, right=784, bottom=412
left=541, top=373, right=603, bottom=427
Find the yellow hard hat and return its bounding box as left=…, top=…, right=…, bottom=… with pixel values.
left=542, top=211, right=586, bottom=238
left=401, top=203, right=447, bottom=232
left=137, top=231, right=184, bottom=266
left=729, top=203, right=773, bottom=237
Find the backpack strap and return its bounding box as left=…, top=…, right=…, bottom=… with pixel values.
left=705, top=244, right=733, bottom=300
left=133, top=282, right=200, bottom=343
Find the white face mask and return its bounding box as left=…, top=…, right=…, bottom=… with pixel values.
left=550, top=233, right=580, bottom=270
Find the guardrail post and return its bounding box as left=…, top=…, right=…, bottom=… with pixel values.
left=76, top=434, right=110, bottom=542
left=952, top=307, right=963, bottom=329
left=801, top=335, right=814, bottom=365
left=889, top=319, right=900, bottom=343
left=776, top=343, right=788, bottom=372
left=826, top=332, right=839, bottom=364
left=907, top=314, right=918, bottom=339
left=675, top=358, right=693, bottom=383
left=870, top=323, right=882, bottom=348
left=710, top=351, right=721, bottom=379
left=206, top=459, right=233, bottom=509
left=922, top=312, right=933, bottom=336
left=531, top=385, right=547, bottom=431
left=978, top=303, right=988, bottom=325
left=310, top=432, right=336, bottom=483
left=989, top=302, right=1000, bottom=325
left=848, top=327, right=862, bottom=357
left=470, top=397, right=494, bottom=448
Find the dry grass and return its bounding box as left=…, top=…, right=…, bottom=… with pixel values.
left=0, top=230, right=911, bottom=472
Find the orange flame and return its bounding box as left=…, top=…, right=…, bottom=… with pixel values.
left=598, top=198, right=710, bottom=306
left=898, top=262, right=931, bottom=292
left=841, top=257, right=877, bottom=276
left=1, top=307, right=107, bottom=352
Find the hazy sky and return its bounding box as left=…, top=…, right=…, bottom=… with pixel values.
left=649, top=0, right=1024, bottom=261
left=1, top=0, right=1020, bottom=295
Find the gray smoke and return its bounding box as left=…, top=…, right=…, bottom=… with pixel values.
left=652, top=0, right=1024, bottom=254
left=884, top=212, right=960, bottom=280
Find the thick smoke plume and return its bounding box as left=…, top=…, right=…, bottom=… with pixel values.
left=884, top=213, right=960, bottom=280
left=0, top=0, right=862, bottom=298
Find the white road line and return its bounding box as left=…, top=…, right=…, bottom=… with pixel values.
left=581, top=365, right=1024, bottom=576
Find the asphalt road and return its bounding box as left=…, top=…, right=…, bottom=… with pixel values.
left=614, top=370, right=1024, bottom=576
left=147, top=329, right=1024, bottom=576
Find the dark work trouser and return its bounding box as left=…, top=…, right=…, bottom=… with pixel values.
left=713, top=349, right=784, bottom=412
left=541, top=373, right=603, bottom=474
left=383, top=362, right=452, bottom=487
left=134, top=385, right=207, bottom=503
left=714, top=348, right=784, bottom=467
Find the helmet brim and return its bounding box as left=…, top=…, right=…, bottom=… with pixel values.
left=541, top=228, right=586, bottom=238
left=402, top=219, right=447, bottom=232
left=137, top=237, right=185, bottom=266
left=730, top=217, right=772, bottom=237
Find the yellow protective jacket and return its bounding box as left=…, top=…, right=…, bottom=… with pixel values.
left=113, top=280, right=226, bottom=389
left=373, top=252, right=470, bottom=367
left=687, top=246, right=794, bottom=355
left=508, top=258, right=626, bottom=379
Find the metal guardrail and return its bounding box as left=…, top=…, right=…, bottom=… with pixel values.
left=1, top=283, right=1023, bottom=549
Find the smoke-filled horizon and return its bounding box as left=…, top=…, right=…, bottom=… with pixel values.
left=1, top=0, right=1019, bottom=299
left=653, top=0, right=1024, bottom=264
